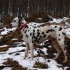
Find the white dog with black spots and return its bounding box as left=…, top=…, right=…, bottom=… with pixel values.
left=11, top=17, right=69, bottom=63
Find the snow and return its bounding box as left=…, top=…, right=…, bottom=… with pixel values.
left=65, top=28, right=70, bottom=34
left=12, top=38, right=18, bottom=40
left=0, top=45, right=8, bottom=48
left=7, top=47, right=26, bottom=53
left=42, top=48, right=48, bottom=55
left=62, top=17, right=69, bottom=22
left=0, top=45, right=69, bottom=70
left=49, top=17, right=69, bottom=23
left=1, top=27, right=16, bottom=35
left=2, top=67, right=12, bottom=70
left=48, top=45, right=51, bottom=48
left=49, top=18, right=63, bottom=23
left=65, top=28, right=70, bottom=38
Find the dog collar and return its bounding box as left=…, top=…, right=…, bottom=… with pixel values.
left=19, top=22, right=29, bottom=31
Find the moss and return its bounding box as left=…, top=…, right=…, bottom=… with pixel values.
left=34, top=61, right=48, bottom=68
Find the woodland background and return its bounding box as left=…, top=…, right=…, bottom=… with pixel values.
left=0, top=0, right=70, bottom=21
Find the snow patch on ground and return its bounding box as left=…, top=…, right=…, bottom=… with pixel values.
left=0, top=45, right=69, bottom=70
left=1, top=27, right=16, bottom=35
left=2, top=67, right=12, bottom=70
left=0, top=45, right=8, bottom=48
left=49, top=18, right=63, bottom=23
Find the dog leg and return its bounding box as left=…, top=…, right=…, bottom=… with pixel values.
left=60, top=44, right=67, bottom=63
left=29, top=43, right=34, bottom=60
left=50, top=38, right=62, bottom=59
left=57, top=39, right=67, bottom=63
left=53, top=46, right=62, bottom=60
left=25, top=43, right=29, bottom=58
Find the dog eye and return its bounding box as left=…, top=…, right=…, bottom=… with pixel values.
left=13, top=20, right=16, bottom=22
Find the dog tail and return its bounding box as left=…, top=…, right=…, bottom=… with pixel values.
left=63, top=30, right=70, bottom=38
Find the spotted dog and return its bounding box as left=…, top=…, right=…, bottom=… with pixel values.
left=11, top=17, right=69, bottom=63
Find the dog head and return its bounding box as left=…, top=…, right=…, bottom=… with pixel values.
left=11, top=16, right=24, bottom=28
left=11, top=17, right=19, bottom=28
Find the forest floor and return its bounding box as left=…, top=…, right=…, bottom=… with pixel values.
left=0, top=17, right=70, bottom=70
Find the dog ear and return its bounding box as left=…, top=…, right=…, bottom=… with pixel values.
left=18, top=15, right=23, bottom=23
left=18, top=15, right=20, bottom=19
left=18, top=15, right=22, bottom=28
